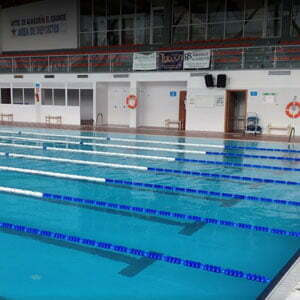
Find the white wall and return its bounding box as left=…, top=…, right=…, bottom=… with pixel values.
left=138, top=81, right=187, bottom=127
left=41, top=106, right=80, bottom=125
left=0, top=70, right=300, bottom=135
left=96, top=83, right=108, bottom=125
left=1, top=0, right=77, bottom=51
left=107, top=82, right=130, bottom=126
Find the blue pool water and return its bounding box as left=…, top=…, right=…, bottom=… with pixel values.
left=0, top=127, right=299, bottom=299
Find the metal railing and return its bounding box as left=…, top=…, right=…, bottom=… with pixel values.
left=1, top=44, right=300, bottom=74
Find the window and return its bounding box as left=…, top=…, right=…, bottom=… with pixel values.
left=80, top=0, right=93, bottom=32
left=42, top=89, right=53, bottom=105
left=24, top=88, right=35, bottom=105
left=67, top=89, right=80, bottom=106
left=1, top=89, right=11, bottom=104
left=54, top=89, right=66, bottom=106
left=13, top=88, right=23, bottom=104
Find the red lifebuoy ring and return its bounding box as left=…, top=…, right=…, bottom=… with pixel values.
left=285, top=102, right=300, bottom=119
left=126, top=95, right=138, bottom=109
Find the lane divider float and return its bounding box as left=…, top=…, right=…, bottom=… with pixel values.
left=0, top=186, right=298, bottom=238
left=0, top=166, right=299, bottom=207
left=0, top=222, right=270, bottom=283
left=1, top=151, right=300, bottom=186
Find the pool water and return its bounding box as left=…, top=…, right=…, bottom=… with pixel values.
left=0, top=127, right=299, bottom=300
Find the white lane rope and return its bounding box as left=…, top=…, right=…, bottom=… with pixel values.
left=0, top=129, right=225, bottom=149
left=0, top=142, right=176, bottom=161
left=0, top=135, right=207, bottom=155
left=0, top=152, right=147, bottom=171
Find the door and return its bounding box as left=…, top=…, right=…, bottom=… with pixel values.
left=179, top=91, right=186, bottom=130
left=225, top=90, right=247, bottom=133
left=80, top=89, right=94, bottom=126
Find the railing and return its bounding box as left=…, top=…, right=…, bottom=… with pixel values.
left=1, top=45, right=300, bottom=73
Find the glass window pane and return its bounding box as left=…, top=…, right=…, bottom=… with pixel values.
left=24, top=88, right=34, bottom=105
left=173, top=0, right=189, bottom=26
left=245, top=0, right=265, bottom=20
left=225, top=21, right=243, bottom=38
left=42, top=89, right=53, bottom=105
left=172, top=26, right=188, bottom=42
left=54, top=89, right=65, bottom=106
left=190, top=24, right=206, bottom=40
left=80, top=33, right=93, bottom=47
left=267, top=0, right=282, bottom=18
left=68, top=89, right=79, bottom=106
left=13, top=88, right=23, bottom=104
left=94, top=31, right=107, bottom=47
left=153, top=8, right=164, bottom=27
left=207, top=23, right=224, bottom=39
left=136, top=28, right=150, bottom=44
left=108, top=18, right=119, bottom=31
left=108, top=31, right=120, bottom=45
left=108, top=0, right=120, bottom=16
left=152, top=27, right=164, bottom=44
left=122, top=0, right=135, bottom=14
left=226, top=0, right=244, bottom=21
left=136, top=0, right=150, bottom=28
left=94, top=0, right=107, bottom=32
left=267, top=18, right=281, bottom=37
left=244, top=20, right=263, bottom=37
left=1, top=89, right=11, bottom=104
left=121, top=30, right=134, bottom=44
left=190, top=0, right=207, bottom=24
left=208, top=0, right=225, bottom=23
left=80, top=0, right=93, bottom=32
left=122, top=17, right=134, bottom=30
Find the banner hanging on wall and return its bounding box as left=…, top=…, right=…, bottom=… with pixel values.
left=133, top=52, right=157, bottom=71
left=158, top=51, right=184, bottom=71
left=184, top=50, right=211, bottom=69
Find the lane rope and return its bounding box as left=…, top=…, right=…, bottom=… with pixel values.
left=0, top=222, right=270, bottom=283
left=0, top=134, right=299, bottom=161
left=0, top=166, right=299, bottom=207
left=1, top=151, right=300, bottom=186
left=0, top=186, right=298, bottom=238
left=1, top=129, right=300, bottom=153
left=0, top=141, right=300, bottom=172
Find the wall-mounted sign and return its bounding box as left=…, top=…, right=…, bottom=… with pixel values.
left=184, top=50, right=211, bottom=69
left=170, top=91, right=177, bottom=97
left=263, top=92, right=277, bottom=104
left=158, top=51, right=184, bottom=70
left=215, top=95, right=224, bottom=106
left=133, top=52, right=157, bottom=71
left=250, top=91, right=258, bottom=96
left=35, top=82, right=41, bottom=104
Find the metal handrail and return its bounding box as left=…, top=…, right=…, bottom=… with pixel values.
left=288, top=126, right=295, bottom=144
left=95, top=112, right=103, bottom=128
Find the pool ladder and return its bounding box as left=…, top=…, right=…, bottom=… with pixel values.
left=288, top=126, right=296, bottom=149
left=95, top=113, right=103, bottom=129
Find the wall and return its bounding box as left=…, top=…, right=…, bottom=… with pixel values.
left=1, top=0, right=78, bottom=51
left=0, top=70, right=299, bottom=135
left=138, top=82, right=187, bottom=127
left=96, top=83, right=108, bottom=126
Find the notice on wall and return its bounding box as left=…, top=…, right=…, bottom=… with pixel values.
left=189, top=94, right=215, bottom=108
left=158, top=51, right=184, bottom=71
left=184, top=50, right=211, bottom=69
left=215, top=95, right=224, bottom=106
left=133, top=52, right=157, bottom=71
left=2, top=0, right=77, bottom=51
left=263, top=92, right=277, bottom=104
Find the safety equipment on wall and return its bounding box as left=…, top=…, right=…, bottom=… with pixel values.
left=35, top=93, right=40, bottom=103
left=217, top=74, right=227, bottom=88
left=204, top=74, right=214, bottom=88
left=285, top=101, right=300, bottom=119
left=126, top=94, right=138, bottom=109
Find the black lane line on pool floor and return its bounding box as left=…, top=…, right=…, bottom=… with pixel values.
left=0, top=227, right=155, bottom=278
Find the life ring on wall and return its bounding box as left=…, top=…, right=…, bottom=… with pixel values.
left=126, top=95, right=138, bottom=109
left=285, top=102, right=300, bottom=119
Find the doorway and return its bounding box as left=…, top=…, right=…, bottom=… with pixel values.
left=80, top=89, right=93, bottom=126
left=225, top=90, right=247, bottom=133
left=179, top=91, right=186, bottom=130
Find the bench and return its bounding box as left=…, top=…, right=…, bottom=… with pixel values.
left=165, top=119, right=184, bottom=130
left=45, top=115, right=62, bottom=125
left=267, top=124, right=292, bottom=135
left=0, top=113, right=13, bottom=122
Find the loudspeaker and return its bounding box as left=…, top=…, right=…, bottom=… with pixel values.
left=205, top=74, right=214, bottom=88
left=217, top=74, right=227, bottom=88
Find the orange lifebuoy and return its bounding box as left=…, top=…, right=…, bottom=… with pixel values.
left=285, top=102, right=300, bottom=119
left=126, top=94, right=138, bottom=109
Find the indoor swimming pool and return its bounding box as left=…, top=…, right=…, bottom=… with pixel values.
left=0, top=127, right=299, bottom=299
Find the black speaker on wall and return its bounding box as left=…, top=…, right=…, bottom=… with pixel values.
left=204, top=74, right=214, bottom=88
left=217, top=74, right=227, bottom=88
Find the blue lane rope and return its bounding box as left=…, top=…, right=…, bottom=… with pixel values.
left=42, top=192, right=300, bottom=238
left=103, top=178, right=300, bottom=207
left=224, top=145, right=300, bottom=154
left=147, top=167, right=300, bottom=186
left=0, top=222, right=270, bottom=283
left=175, top=158, right=300, bottom=172
left=206, top=151, right=300, bottom=162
